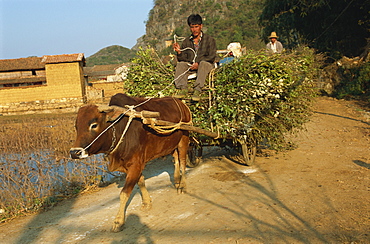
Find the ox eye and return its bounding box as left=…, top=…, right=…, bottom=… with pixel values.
left=90, top=123, right=98, bottom=130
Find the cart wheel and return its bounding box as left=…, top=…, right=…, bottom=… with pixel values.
left=187, top=143, right=202, bottom=167
left=241, top=142, right=257, bottom=166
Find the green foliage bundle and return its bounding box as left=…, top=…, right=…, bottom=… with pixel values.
left=124, top=48, right=177, bottom=97
left=200, top=47, right=320, bottom=149
left=124, top=47, right=321, bottom=150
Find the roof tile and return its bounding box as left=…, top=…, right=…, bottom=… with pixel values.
left=0, top=57, right=44, bottom=72
left=0, top=53, right=86, bottom=72
left=41, top=53, right=85, bottom=64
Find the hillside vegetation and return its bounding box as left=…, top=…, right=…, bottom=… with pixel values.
left=87, top=1, right=265, bottom=67
left=140, top=0, right=265, bottom=54
left=87, top=0, right=369, bottom=100
left=260, top=0, right=369, bottom=59
left=89, top=0, right=368, bottom=62
left=85, top=45, right=136, bottom=67
left=141, top=0, right=368, bottom=59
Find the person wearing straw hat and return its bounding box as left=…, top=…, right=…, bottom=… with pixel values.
left=266, top=32, right=283, bottom=54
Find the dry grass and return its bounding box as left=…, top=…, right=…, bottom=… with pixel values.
left=0, top=113, right=117, bottom=222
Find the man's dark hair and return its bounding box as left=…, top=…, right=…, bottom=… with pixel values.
left=187, top=14, right=202, bottom=26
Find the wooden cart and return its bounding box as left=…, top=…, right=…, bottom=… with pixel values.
left=147, top=118, right=257, bottom=167
left=108, top=106, right=257, bottom=167
left=182, top=69, right=258, bottom=167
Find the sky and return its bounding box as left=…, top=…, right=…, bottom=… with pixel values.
left=0, top=0, right=154, bottom=60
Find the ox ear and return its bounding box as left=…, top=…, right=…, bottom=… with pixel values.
left=98, top=105, right=125, bottom=122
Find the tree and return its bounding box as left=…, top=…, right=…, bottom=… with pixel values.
left=259, top=0, right=369, bottom=59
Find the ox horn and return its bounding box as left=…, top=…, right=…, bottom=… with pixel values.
left=98, top=105, right=127, bottom=122
left=97, top=105, right=126, bottom=113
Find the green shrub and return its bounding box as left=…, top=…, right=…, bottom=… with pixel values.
left=196, top=47, right=320, bottom=149
left=124, top=47, right=176, bottom=97
left=333, top=61, right=370, bottom=100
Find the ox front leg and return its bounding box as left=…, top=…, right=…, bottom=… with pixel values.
left=111, top=166, right=142, bottom=233
left=112, top=189, right=129, bottom=233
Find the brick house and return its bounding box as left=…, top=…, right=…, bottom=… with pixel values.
left=84, top=63, right=128, bottom=98
left=0, top=53, right=86, bottom=114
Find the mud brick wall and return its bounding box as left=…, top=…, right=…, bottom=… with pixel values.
left=90, top=81, right=124, bottom=97
left=0, top=98, right=84, bottom=114
left=0, top=62, right=86, bottom=114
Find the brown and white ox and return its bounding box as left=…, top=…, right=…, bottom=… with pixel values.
left=70, top=93, right=191, bottom=232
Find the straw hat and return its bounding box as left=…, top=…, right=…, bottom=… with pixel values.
left=269, top=32, right=279, bottom=39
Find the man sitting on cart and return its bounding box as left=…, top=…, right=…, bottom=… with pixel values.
left=173, top=14, right=217, bottom=101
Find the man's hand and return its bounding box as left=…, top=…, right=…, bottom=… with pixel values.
left=190, top=62, right=199, bottom=70
left=173, top=43, right=181, bottom=54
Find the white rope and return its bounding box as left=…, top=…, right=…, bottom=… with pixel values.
left=110, top=114, right=135, bottom=154
left=174, top=34, right=186, bottom=43
left=84, top=67, right=191, bottom=153
left=174, top=34, right=197, bottom=64
left=155, top=66, right=191, bottom=96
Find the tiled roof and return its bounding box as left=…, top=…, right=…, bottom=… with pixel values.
left=41, top=53, right=85, bottom=64
left=0, top=53, right=86, bottom=72
left=84, top=64, right=124, bottom=77
left=0, top=57, right=45, bottom=72
left=87, top=64, right=123, bottom=72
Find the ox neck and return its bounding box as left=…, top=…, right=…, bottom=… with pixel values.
left=106, top=115, right=135, bottom=156
left=106, top=125, right=117, bottom=154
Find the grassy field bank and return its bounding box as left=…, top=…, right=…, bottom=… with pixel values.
left=0, top=113, right=116, bottom=222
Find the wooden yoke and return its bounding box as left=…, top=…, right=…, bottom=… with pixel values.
left=99, top=105, right=219, bottom=138
left=98, top=105, right=160, bottom=119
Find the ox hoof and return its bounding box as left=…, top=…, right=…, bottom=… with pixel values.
left=140, top=203, right=152, bottom=211
left=111, top=222, right=124, bottom=233
left=176, top=187, right=186, bottom=194
left=175, top=183, right=186, bottom=194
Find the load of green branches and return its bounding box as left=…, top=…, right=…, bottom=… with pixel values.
left=124, top=47, right=322, bottom=150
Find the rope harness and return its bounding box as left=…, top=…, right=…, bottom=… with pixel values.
left=110, top=112, right=135, bottom=154
left=84, top=97, right=193, bottom=156
left=83, top=111, right=127, bottom=152
left=145, top=98, right=193, bottom=134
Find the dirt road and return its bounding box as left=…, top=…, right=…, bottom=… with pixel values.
left=0, top=96, right=369, bottom=244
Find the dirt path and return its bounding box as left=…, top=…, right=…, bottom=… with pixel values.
left=0, top=96, right=369, bottom=244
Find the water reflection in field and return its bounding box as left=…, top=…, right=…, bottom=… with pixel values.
left=0, top=151, right=119, bottom=221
